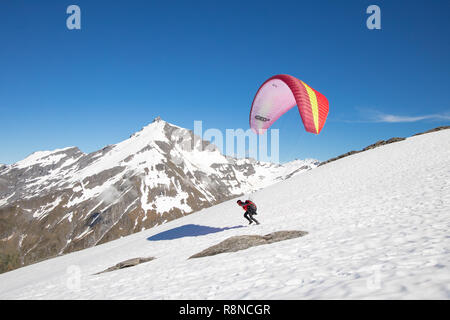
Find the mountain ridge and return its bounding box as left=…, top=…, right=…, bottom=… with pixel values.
left=0, top=118, right=318, bottom=273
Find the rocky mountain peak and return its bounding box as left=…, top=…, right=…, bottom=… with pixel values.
left=0, top=119, right=318, bottom=274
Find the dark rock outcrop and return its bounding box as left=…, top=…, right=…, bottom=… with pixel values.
left=94, top=256, right=155, bottom=275
left=412, top=126, right=450, bottom=136
left=189, top=230, right=308, bottom=259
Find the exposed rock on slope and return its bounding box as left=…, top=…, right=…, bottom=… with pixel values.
left=94, top=257, right=155, bottom=275
left=189, top=230, right=308, bottom=259
left=412, top=126, right=450, bottom=136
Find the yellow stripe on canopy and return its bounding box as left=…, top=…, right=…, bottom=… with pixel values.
left=300, top=81, right=319, bottom=134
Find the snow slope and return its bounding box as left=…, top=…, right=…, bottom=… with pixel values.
left=0, top=129, right=449, bottom=299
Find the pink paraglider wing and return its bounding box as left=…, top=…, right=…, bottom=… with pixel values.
left=249, top=74, right=329, bottom=135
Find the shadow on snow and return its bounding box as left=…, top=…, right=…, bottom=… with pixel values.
left=147, top=224, right=245, bottom=241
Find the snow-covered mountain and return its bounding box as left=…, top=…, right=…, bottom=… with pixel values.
left=0, top=127, right=448, bottom=299
left=0, top=118, right=318, bottom=273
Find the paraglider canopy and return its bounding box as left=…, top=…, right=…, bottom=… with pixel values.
left=250, top=74, right=329, bottom=135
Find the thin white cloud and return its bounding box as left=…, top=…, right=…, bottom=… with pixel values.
left=333, top=108, right=450, bottom=123
left=374, top=113, right=450, bottom=123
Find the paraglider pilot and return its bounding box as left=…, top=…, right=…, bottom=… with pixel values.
left=237, top=200, right=260, bottom=225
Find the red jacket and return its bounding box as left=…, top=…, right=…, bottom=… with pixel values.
left=238, top=200, right=256, bottom=212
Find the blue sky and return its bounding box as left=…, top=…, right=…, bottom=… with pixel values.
left=0, top=0, right=449, bottom=164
